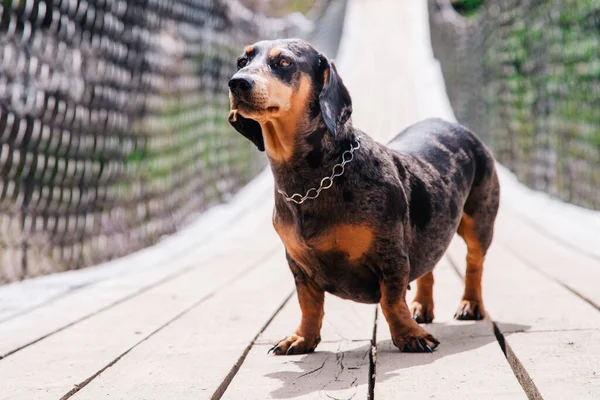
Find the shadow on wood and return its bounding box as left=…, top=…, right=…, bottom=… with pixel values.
left=259, top=321, right=530, bottom=399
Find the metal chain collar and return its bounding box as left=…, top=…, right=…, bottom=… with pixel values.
left=277, top=136, right=361, bottom=204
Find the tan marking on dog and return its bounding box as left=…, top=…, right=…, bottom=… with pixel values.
left=410, top=271, right=435, bottom=323
left=414, top=271, right=434, bottom=305
left=312, top=224, right=374, bottom=261
left=296, top=281, right=325, bottom=338
left=270, top=279, right=324, bottom=355
left=274, top=221, right=373, bottom=263
left=457, top=213, right=484, bottom=302
left=245, top=45, right=254, bottom=54
left=259, top=75, right=313, bottom=163
left=273, top=221, right=309, bottom=264
left=380, top=283, right=419, bottom=336
left=269, top=48, right=282, bottom=58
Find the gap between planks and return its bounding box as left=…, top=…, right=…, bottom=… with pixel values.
left=447, top=220, right=600, bottom=399
left=498, top=241, right=599, bottom=313
left=220, top=293, right=378, bottom=399
left=368, top=307, right=378, bottom=400
left=374, top=258, right=527, bottom=400
left=210, top=291, right=295, bottom=400
left=60, top=247, right=282, bottom=400
left=495, top=209, right=600, bottom=311
left=446, top=253, right=543, bottom=400
left=0, top=192, right=276, bottom=360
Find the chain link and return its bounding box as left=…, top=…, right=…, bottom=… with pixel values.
left=277, top=136, right=361, bottom=204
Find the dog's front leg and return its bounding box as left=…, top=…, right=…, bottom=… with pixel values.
left=379, top=256, right=440, bottom=352
left=269, top=256, right=324, bottom=356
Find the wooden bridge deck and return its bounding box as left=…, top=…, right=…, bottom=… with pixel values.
left=1, top=1, right=599, bottom=399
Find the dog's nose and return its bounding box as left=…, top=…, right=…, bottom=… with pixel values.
left=228, top=76, right=254, bottom=95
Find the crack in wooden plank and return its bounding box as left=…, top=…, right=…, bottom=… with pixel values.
left=317, top=345, right=366, bottom=400
left=297, top=356, right=329, bottom=378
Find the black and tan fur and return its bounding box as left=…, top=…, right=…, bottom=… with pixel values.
left=228, top=39, right=500, bottom=354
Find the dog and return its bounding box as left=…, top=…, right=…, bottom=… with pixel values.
left=228, top=39, right=500, bottom=354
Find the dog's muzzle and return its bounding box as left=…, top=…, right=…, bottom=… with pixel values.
left=228, top=75, right=254, bottom=97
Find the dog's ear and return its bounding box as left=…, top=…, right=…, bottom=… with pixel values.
left=318, top=54, right=352, bottom=136
left=228, top=111, right=265, bottom=151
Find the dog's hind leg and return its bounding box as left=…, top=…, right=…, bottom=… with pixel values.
left=410, top=271, right=435, bottom=323
left=454, top=170, right=500, bottom=321
left=454, top=213, right=487, bottom=320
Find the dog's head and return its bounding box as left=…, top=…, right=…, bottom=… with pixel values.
left=228, top=39, right=352, bottom=159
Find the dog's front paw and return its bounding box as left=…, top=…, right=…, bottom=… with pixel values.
left=392, top=328, right=440, bottom=353
left=268, top=334, right=321, bottom=355
left=410, top=300, right=434, bottom=324
left=454, top=299, right=486, bottom=320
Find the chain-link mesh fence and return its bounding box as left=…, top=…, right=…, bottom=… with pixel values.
left=0, top=0, right=346, bottom=284
left=429, top=0, right=600, bottom=210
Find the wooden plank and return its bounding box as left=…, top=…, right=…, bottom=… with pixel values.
left=222, top=341, right=371, bottom=400
left=495, top=209, right=600, bottom=308
left=0, top=196, right=276, bottom=358
left=447, top=237, right=600, bottom=333
left=70, top=250, right=294, bottom=400
left=0, top=226, right=280, bottom=399
left=447, top=235, right=600, bottom=399
left=0, top=169, right=273, bottom=322
left=502, top=330, right=600, bottom=399
left=497, top=166, right=600, bottom=260
left=223, top=292, right=376, bottom=399
left=375, top=258, right=527, bottom=399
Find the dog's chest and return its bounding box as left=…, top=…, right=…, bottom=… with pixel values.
left=273, top=219, right=381, bottom=303
left=273, top=220, right=374, bottom=264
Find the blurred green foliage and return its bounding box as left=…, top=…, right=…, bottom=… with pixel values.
left=451, top=0, right=485, bottom=16
left=431, top=0, right=600, bottom=209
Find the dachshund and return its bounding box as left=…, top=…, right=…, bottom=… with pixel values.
left=228, top=39, right=500, bottom=354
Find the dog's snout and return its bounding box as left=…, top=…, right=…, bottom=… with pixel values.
left=228, top=76, right=254, bottom=95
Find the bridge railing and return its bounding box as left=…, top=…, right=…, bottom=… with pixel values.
left=428, top=0, right=600, bottom=210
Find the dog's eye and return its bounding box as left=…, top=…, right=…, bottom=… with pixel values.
left=237, top=58, right=248, bottom=70
left=278, top=58, right=291, bottom=67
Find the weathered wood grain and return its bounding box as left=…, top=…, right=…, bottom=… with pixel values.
left=224, top=291, right=376, bottom=400
left=0, top=228, right=280, bottom=399
left=447, top=236, right=600, bottom=399
left=375, top=258, right=527, bottom=399
left=223, top=341, right=372, bottom=400
left=497, top=166, right=600, bottom=260
left=495, top=209, right=600, bottom=309
left=71, top=250, right=294, bottom=400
